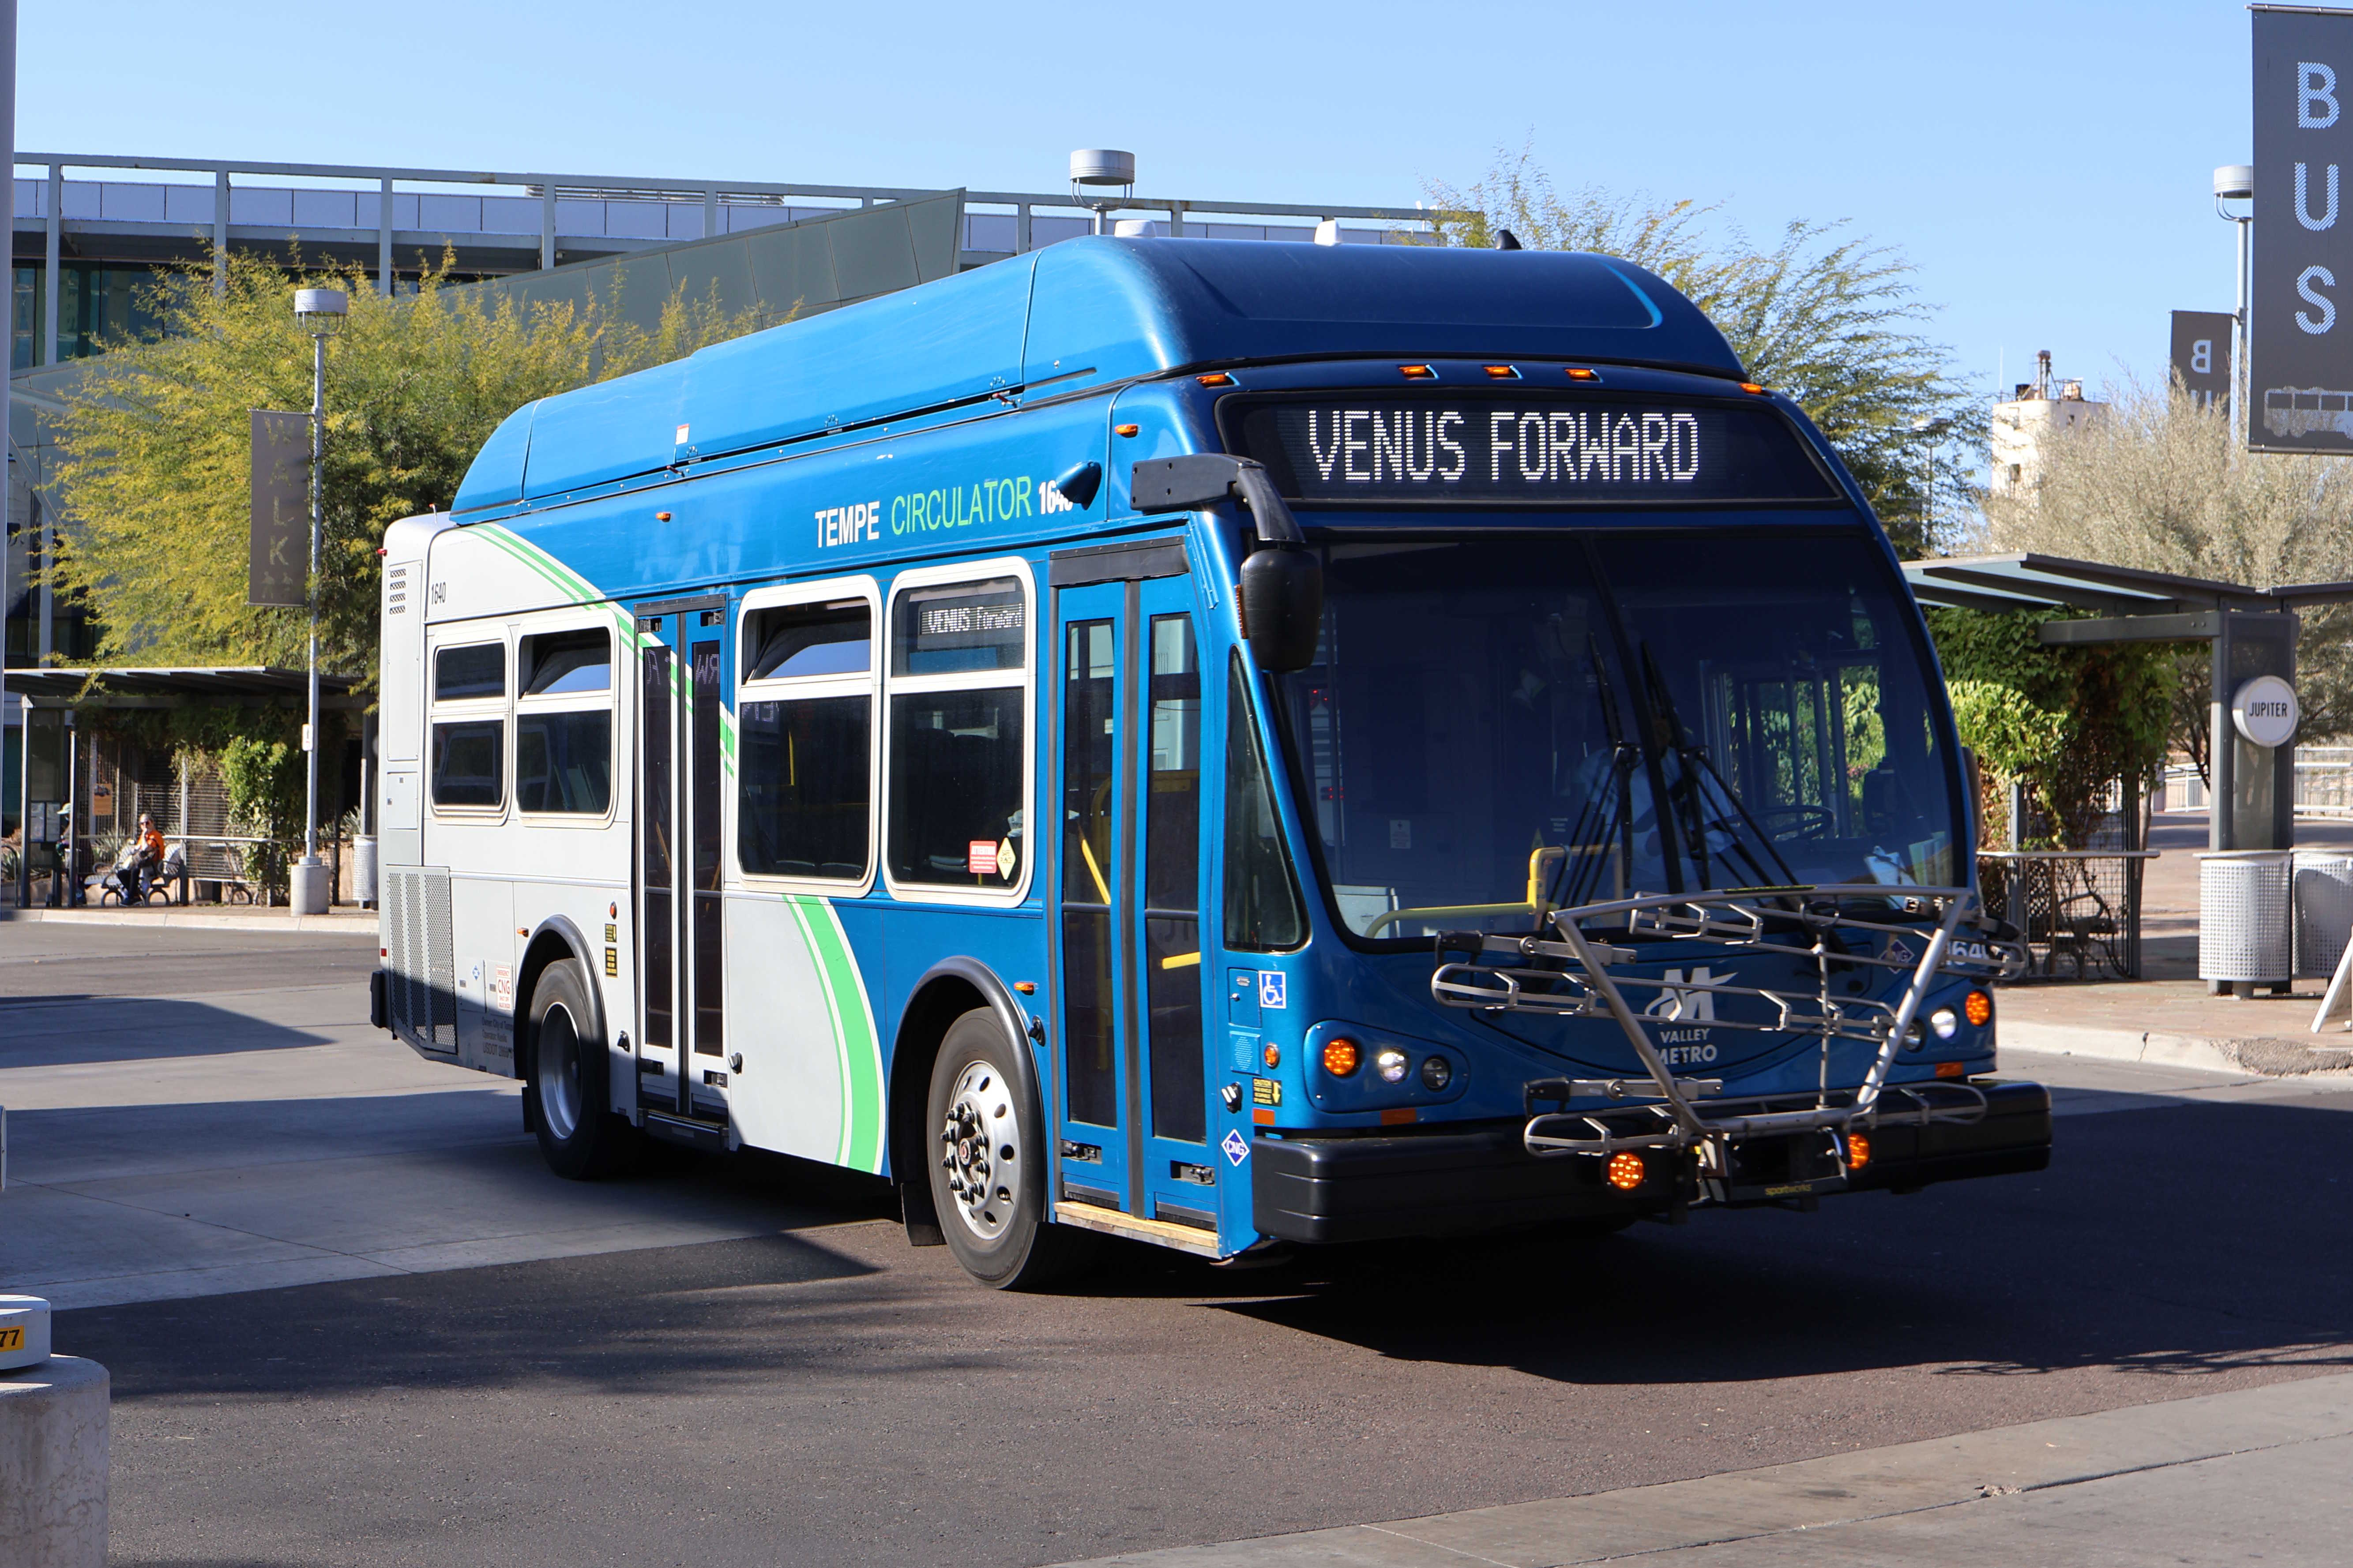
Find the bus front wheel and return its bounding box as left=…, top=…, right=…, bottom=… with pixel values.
left=925, top=1008, right=1086, bottom=1289
left=529, top=958, right=638, bottom=1180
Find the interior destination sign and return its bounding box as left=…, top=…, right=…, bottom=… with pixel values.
left=1230, top=394, right=1835, bottom=505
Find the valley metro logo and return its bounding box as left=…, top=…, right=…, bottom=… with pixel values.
left=1644, top=968, right=1718, bottom=1023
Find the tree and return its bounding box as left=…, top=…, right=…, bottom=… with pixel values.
left=45, top=252, right=781, bottom=692
left=1425, top=147, right=1970, bottom=555
left=1924, top=606, right=2175, bottom=847
left=1973, top=380, right=2353, bottom=769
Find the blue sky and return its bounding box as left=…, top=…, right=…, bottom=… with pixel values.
left=20, top=1, right=2254, bottom=401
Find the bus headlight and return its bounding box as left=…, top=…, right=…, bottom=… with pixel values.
left=1375, top=1047, right=1410, bottom=1084
left=1929, top=1007, right=1960, bottom=1041
left=1420, top=1055, right=1452, bottom=1091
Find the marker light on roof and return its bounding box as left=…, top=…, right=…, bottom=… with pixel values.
left=1565, top=367, right=1600, bottom=381
left=1196, top=373, right=1234, bottom=386
left=1398, top=364, right=1436, bottom=379
left=1482, top=364, right=1519, bottom=379
left=1739, top=382, right=1767, bottom=394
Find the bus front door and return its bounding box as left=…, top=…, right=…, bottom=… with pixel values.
left=634, top=601, right=730, bottom=1136
left=1052, top=568, right=1216, bottom=1234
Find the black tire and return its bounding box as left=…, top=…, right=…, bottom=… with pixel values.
left=925, top=1008, right=1088, bottom=1289
left=528, top=958, right=640, bottom=1180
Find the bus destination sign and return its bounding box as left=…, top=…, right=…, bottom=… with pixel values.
left=1231, top=394, right=1835, bottom=506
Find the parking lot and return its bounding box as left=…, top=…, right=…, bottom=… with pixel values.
left=7, top=919, right=2353, bottom=1566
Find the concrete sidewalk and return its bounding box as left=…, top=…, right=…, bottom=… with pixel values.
left=3, top=904, right=376, bottom=935
left=1060, top=1371, right=2353, bottom=1566
left=1985, top=807, right=2353, bottom=1079
left=1998, top=980, right=2353, bottom=1077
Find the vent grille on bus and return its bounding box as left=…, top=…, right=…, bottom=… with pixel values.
left=384, top=865, right=457, bottom=1051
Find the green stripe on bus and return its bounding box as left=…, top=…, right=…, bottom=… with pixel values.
left=787, top=893, right=884, bottom=1173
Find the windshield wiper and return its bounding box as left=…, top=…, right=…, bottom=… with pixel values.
left=1637, top=645, right=1798, bottom=893
left=1542, top=638, right=1647, bottom=914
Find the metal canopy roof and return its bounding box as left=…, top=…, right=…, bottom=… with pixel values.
left=6, top=668, right=364, bottom=708
left=1902, top=552, right=2353, bottom=619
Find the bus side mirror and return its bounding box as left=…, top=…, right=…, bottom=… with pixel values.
left=1240, top=547, right=1322, bottom=672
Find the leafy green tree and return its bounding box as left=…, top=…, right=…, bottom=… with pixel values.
left=1425, top=147, right=1968, bottom=555
left=1924, top=607, right=2175, bottom=847
left=45, top=252, right=780, bottom=691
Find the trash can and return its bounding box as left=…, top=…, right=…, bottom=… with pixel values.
left=2295, top=852, right=2353, bottom=978
left=353, top=834, right=378, bottom=908
left=2199, top=850, right=2293, bottom=983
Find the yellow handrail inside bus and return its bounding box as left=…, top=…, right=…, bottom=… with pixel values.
left=1363, top=845, right=1570, bottom=937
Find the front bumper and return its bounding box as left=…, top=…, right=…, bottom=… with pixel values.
left=1250, top=1078, right=2052, bottom=1245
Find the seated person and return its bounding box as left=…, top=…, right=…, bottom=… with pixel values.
left=115, top=813, right=166, bottom=904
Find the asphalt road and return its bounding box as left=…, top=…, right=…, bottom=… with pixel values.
left=10, top=923, right=2353, bottom=1567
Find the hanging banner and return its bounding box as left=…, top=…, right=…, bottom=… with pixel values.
left=249, top=409, right=309, bottom=608
left=2252, top=6, right=2353, bottom=452
left=2169, top=310, right=2235, bottom=414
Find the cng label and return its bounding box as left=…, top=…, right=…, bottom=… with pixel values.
left=1221, top=1128, right=1250, bottom=1166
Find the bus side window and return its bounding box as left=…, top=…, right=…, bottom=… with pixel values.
left=515, top=628, right=613, bottom=815
left=1223, top=652, right=1306, bottom=950
left=885, top=575, right=1028, bottom=890
left=738, top=598, right=874, bottom=880
left=431, top=640, right=507, bottom=811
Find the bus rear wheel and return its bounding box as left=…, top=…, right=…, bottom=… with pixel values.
left=925, top=1008, right=1087, bottom=1290
left=529, top=958, right=639, bottom=1180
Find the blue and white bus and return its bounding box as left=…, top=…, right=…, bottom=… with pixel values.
left=372, top=236, right=2049, bottom=1286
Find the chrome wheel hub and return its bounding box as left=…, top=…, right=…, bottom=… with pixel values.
left=939, top=1060, right=1019, bottom=1242
left=537, top=1004, right=583, bottom=1142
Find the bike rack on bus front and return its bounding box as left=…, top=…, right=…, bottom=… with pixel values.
left=1428, top=885, right=2026, bottom=1193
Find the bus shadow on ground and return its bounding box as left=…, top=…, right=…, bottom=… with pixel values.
left=0, top=994, right=335, bottom=1068
left=1199, top=1097, right=2353, bottom=1387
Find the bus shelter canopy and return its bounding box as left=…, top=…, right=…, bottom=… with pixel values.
left=1901, top=552, right=2353, bottom=644
left=7, top=667, right=365, bottom=710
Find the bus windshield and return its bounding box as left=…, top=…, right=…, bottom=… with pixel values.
left=1269, top=533, right=1958, bottom=940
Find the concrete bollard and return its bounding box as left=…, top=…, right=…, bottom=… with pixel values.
left=289, top=857, right=330, bottom=916
left=0, top=1298, right=109, bottom=1568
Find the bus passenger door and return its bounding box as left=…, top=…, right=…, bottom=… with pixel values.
left=633, top=600, right=730, bottom=1135
left=1050, top=557, right=1214, bottom=1233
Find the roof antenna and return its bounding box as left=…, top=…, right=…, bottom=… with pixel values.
left=1495, top=229, right=1523, bottom=251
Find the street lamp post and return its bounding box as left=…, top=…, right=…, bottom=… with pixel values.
left=2215, top=165, right=2254, bottom=445
left=289, top=286, right=347, bottom=916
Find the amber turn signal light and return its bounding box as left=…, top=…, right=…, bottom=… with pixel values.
left=1322, top=1038, right=1361, bottom=1077
left=1605, top=1151, right=1646, bottom=1191
left=1114, top=423, right=1140, bottom=437
left=1963, top=989, right=1993, bottom=1028
left=1846, top=1133, right=1872, bottom=1171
